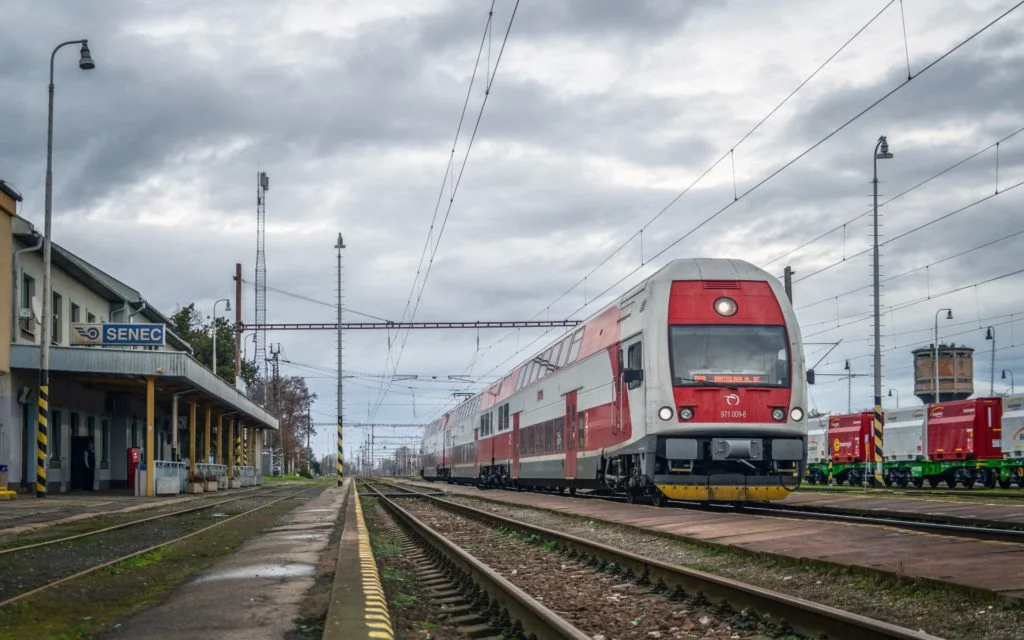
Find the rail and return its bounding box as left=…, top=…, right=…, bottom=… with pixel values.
left=359, top=481, right=592, bottom=639
left=377, top=480, right=938, bottom=640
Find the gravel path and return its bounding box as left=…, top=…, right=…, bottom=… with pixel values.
left=400, top=499, right=777, bottom=640
left=0, top=492, right=289, bottom=603
left=445, top=495, right=1024, bottom=640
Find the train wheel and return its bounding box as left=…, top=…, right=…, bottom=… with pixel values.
left=912, top=478, right=924, bottom=488
left=998, top=478, right=1011, bottom=489
left=569, top=487, right=577, bottom=497
left=981, top=470, right=997, bottom=489
left=946, top=477, right=957, bottom=489
left=896, top=476, right=909, bottom=488
left=650, top=490, right=667, bottom=508
left=625, top=490, right=637, bottom=504
left=928, top=478, right=940, bottom=488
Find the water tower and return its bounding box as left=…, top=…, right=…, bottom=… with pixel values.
left=912, top=343, right=974, bottom=404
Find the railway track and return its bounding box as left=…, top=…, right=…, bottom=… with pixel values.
left=0, top=485, right=317, bottom=607
left=359, top=479, right=936, bottom=640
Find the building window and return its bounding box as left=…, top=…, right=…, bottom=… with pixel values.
left=21, top=273, right=36, bottom=335
left=52, top=291, right=63, bottom=344
left=70, top=302, right=81, bottom=324
left=101, top=418, right=110, bottom=463
left=87, top=311, right=96, bottom=323
left=51, top=410, right=63, bottom=462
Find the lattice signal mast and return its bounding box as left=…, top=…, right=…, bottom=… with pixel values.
left=255, top=171, right=270, bottom=384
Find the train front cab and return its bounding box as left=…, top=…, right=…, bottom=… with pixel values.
left=607, top=274, right=807, bottom=504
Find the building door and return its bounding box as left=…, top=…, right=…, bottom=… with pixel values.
left=565, top=390, right=578, bottom=479
left=70, top=436, right=90, bottom=490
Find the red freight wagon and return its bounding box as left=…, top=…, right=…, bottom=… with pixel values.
left=927, top=398, right=1003, bottom=461
left=828, top=412, right=878, bottom=463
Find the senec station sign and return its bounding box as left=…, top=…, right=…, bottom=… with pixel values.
left=71, top=323, right=167, bottom=347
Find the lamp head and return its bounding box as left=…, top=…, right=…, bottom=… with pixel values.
left=78, top=42, right=95, bottom=70
left=876, top=135, right=893, bottom=159
left=1002, top=370, right=1008, bottom=380
left=946, top=309, right=953, bottom=320
left=844, top=360, right=850, bottom=371
left=986, top=327, right=994, bottom=340
left=225, top=300, right=232, bottom=312
left=888, top=389, right=894, bottom=397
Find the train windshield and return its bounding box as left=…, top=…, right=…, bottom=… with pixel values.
left=669, top=325, right=790, bottom=387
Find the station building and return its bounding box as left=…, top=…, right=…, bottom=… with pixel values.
left=0, top=178, right=277, bottom=497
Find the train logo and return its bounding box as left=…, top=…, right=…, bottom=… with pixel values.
left=725, top=393, right=740, bottom=406
left=930, top=406, right=944, bottom=418
left=833, top=438, right=841, bottom=453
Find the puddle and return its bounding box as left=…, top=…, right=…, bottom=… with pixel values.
left=209, top=513, right=228, bottom=518
left=277, top=533, right=328, bottom=541
left=194, top=563, right=315, bottom=582
left=298, top=508, right=335, bottom=513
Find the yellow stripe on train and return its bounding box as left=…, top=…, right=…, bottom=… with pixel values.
left=656, top=484, right=790, bottom=502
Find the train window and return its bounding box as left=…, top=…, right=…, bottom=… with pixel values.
left=669, top=325, right=790, bottom=387
left=557, top=337, right=572, bottom=367
left=626, top=342, right=643, bottom=390
left=578, top=411, right=585, bottom=448
left=550, top=341, right=563, bottom=369
left=566, top=329, right=584, bottom=363
left=555, top=417, right=564, bottom=452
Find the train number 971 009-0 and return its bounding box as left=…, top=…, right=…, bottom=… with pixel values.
left=721, top=410, right=747, bottom=419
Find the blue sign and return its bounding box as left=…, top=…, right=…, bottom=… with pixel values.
left=71, top=323, right=166, bottom=347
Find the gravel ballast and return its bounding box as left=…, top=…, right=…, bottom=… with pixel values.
left=443, top=494, right=1024, bottom=640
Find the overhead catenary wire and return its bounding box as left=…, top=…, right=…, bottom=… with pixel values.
left=461, top=2, right=901, bottom=374
left=759, top=124, right=1024, bottom=270
left=454, top=2, right=1024, bottom=398
left=370, top=0, right=521, bottom=420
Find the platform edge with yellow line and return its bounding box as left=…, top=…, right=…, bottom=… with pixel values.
left=322, top=479, right=395, bottom=640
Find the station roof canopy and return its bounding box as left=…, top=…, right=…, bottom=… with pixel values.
left=11, top=345, right=279, bottom=431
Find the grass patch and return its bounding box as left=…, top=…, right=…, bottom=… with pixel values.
left=0, top=494, right=314, bottom=640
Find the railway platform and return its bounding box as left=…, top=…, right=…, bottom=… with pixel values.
left=100, top=481, right=350, bottom=639
left=783, top=490, right=1024, bottom=526
left=0, top=490, right=201, bottom=537
left=323, top=483, right=395, bottom=640
left=410, top=480, right=1024, bottom=600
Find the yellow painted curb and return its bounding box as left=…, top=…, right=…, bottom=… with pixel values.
left=353, top=487, right=395, bottom=640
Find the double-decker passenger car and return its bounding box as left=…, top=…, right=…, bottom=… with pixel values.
left=420, top=258, right=808, bottom=503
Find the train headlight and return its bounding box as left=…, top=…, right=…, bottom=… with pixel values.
left=658, top=406, right=674, bottom=421
left=679, top=406, right=695, bottom=421
left=771, top=407, right=785, bottom=421
left=713, top=297, right=738, bottom=317
left=790, top=407, right=805, bottom=422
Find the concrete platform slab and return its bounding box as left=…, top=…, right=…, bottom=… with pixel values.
left=100, top=483, right=347, bottom=639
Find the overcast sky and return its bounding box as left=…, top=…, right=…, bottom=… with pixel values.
left=2, top=0, right=1023, bottom=465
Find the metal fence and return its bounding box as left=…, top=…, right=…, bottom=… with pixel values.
left=196, top=463, right=229, bottom=490
left=153, top=460, right=188, bottom=492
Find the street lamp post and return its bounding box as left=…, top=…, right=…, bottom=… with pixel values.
left=1003, top=369, right=1015, bottom=395
left=37, top=39, right=95, bottom=499
left=933, top=308, right=953, bottom=403
left=335, top=233, right=346, bottom=486
left=211, top=298, right=231, bottom=378
left=888, top=388, right=899, bottom=408
left=871, top=135, right=893, bottom=487
left=985, top=326, right=996, bottom=396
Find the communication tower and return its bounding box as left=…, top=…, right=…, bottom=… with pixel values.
left=912, top=343, right=975, bottom=404
left=255, top=171, right=270, bottom=385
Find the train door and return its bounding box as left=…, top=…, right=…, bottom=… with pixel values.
left=512, top=412, right=521, bottom=479
left=620, top=337, right=645, bottom=438
left=565, top=391, right=578, bottom=479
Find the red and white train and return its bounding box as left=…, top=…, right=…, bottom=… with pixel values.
left=418, top=258, right=809, bottom=503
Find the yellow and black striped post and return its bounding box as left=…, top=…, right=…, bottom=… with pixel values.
left=36, top=385, right=49, bottom=497
left=337, top=415, right=343, bottom=485
left=872, top=402, right=884, bottom=486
